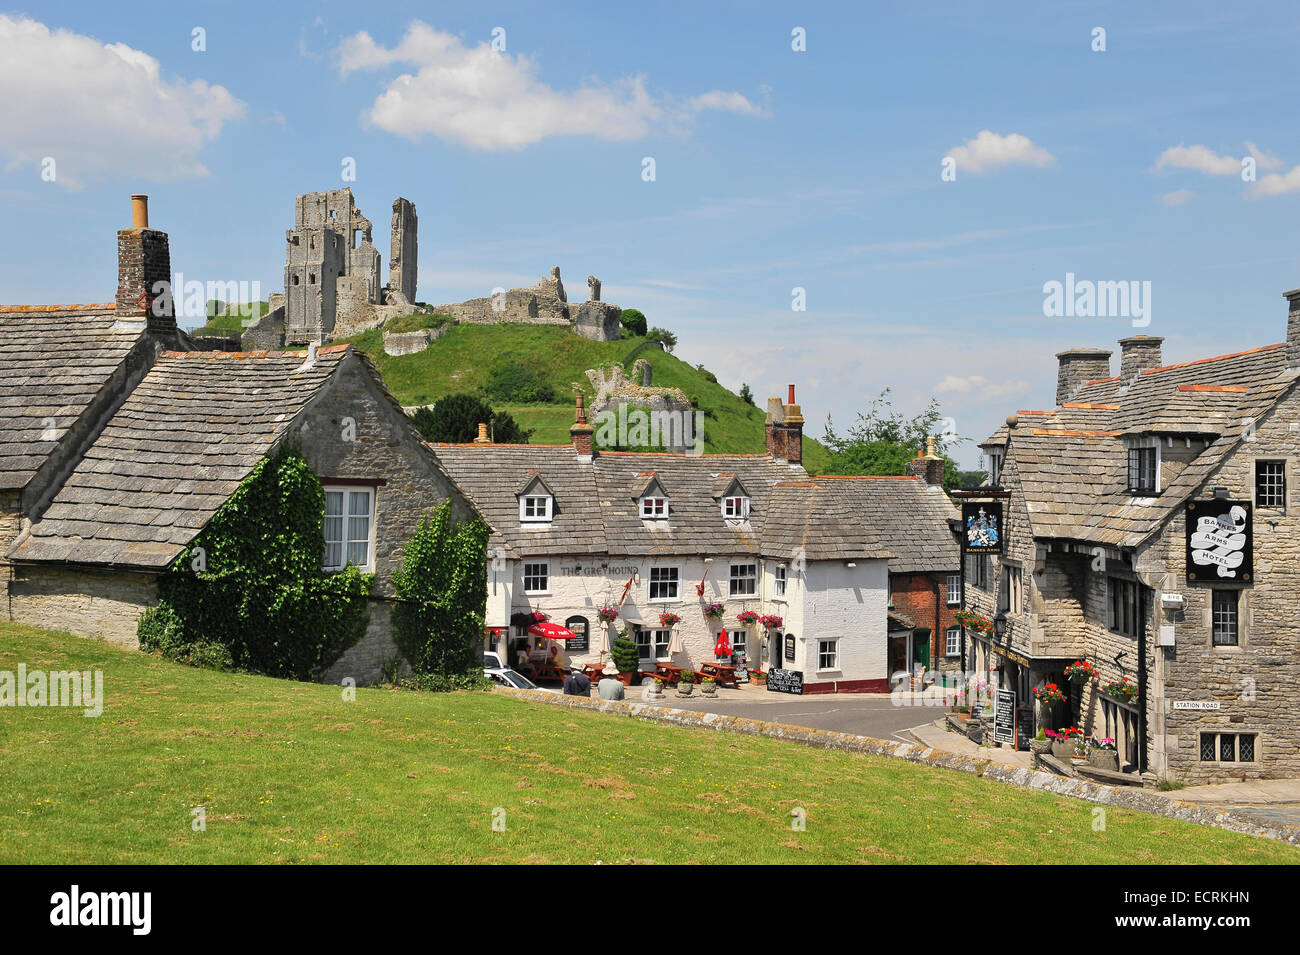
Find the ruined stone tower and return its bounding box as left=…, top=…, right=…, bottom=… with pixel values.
left=388, top=198, right=418, bottom=306
left=283, top=188, right=381, bottom=344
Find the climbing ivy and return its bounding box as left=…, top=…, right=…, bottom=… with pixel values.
left=138, top=447, right=373, bottom=680
left=391, top=500, right=490, bottom=677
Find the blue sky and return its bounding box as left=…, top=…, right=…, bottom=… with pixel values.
left=4, top=1, right=1300, bottom=467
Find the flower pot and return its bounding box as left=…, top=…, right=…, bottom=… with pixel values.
left=1030, top=738, right=1051, bottom=755
left=700, top=683, right=717, bottom=696
left=676, top=683, right=694, bottom=697
left=1051, top=739, right=1075, bottom=759
left=615, top=672, right=634, bottom=686
left=1088, top=750, right=1119, bottom=771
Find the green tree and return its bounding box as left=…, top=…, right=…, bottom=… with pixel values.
left=409, top=395, right=531, bottom=444
left=739, top=383, right=755, bottom=406
left=620, top=308, right=648, bottom=336
left=484, top=361, right=558, bottom=404
left=646, top=326, right=677, bottom=352
left=821, top=388, right=967, bottom=490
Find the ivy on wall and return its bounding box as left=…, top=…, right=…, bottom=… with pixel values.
left=138, top=447, right=373, bottom=680
left=391, top=500, right=490, bottom=676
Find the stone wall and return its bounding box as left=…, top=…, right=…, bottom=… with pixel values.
left=8, top=565, right=158, bottom=647
left=382, top=324, right=447, bottom=356
left=388, top=198, right=418, bottom=305
left=240, top=304, right=286, bottom=351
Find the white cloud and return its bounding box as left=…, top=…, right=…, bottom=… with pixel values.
left=1249, top=165, right=1300, bottom=199
left=1244, top=141, right=1284, bottom=171
left=945, top=130, right=1054, bottom=175
left=0, top=15, right=245, bottom=189
left=335, top=21, right=764, bottom=149
left=933, top=375, right=1031, bottom=402
left=1158, top=188, right=1195, bottom=206
left=1154, top=141, right=1283, bottom=177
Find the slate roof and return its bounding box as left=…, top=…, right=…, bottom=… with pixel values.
left=1002, top=342, right=1297, bottom=548
left=0, top=304, right=147, bottom=490
left=434, top=445, right=960, bottom=571
left=8, top=346, right=351, bottom=568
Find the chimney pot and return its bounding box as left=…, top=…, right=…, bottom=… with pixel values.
left=474, top=422, right=491, bottom=444
left=131, top=194, right=149, bottom=229
left=787, top=384, right=796, bottom=404
left=1118, top=335, right=1164, bottom=381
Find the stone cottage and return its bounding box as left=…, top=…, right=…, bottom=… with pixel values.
left=435, top=389, right=958, bottom=693
left=0, top=196, right=477, bottom=683
left=971, top=308, right=1300, bottom=784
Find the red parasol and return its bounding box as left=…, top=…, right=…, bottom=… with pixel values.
left=528, top=619, right=578, bottom=641
left=714, top=628, right=732, bottom=657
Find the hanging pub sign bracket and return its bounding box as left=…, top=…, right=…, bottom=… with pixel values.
left=1185, top=500, right=1252, bottom=583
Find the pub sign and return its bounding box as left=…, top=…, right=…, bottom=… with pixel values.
left=1186, top=500, right=1251, bottom=583
left=961, top=501, right=1003, bottom=554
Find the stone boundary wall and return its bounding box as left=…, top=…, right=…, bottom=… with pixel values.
left=498, top=688, right=1300, bottom=845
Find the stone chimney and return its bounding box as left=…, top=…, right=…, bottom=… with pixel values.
left=1285, top=289, right=1300, bottom=369
left=1055, top=348, right=1112, bottom=405
left=571, top=392, right=594, bottom=458
left=765, top=384, right=804, bottom=464
left=1118, top=335, right=1163, bottom=381
left=116, top=194, right=174, bottom=333
left=473, top=422, right=491, bottom=444
left=906, top=435, right=945, bottom=486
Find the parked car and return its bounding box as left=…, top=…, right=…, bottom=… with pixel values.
left=484, top=664, right=559, bottom=693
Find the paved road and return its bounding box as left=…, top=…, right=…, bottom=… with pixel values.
left=648, top=686, right=940, bottom=744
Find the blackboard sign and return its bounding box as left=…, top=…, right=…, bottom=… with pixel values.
left=784, top=633, right=795, bottom=661
left=564, top=616, right=589, bottom=653
left=1014, top=707, right=1034, bottom=751
left=766, top=668, right=803, bottom=695
left=962, top=501, right=1003, bottom=554
left=993, top=688, right=1015, bottom=744
left=1186, top=500, right=1252, bottom=583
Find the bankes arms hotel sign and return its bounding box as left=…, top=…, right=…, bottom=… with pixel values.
left=1185, top=499, right=1252, bottom=583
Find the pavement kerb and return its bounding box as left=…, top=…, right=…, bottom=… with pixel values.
left=498, top=687, right=1300, bottom=845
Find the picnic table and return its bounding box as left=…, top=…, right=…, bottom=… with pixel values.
left=581, top=663, right=607, bottom=682
left=696, top=662, right=738, bottom=688
left=531, top=662, right=568, bottom=683
left=653, top=663, right=685, bottom=685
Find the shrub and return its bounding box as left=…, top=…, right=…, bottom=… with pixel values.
left=612, top=632, right=640, bottom=674
left=680, top=669, right=695, bottom=684
left=740, top=383, right=755, bottom=406
left=392, top=501, right=491, bottom=677
left=646, top=326, right=677, bottom=352
left=401, top=671, right=494, bottom=693
left=620, top=308, right=647, bottom=336
left=696, top=365, right=718, bottom=384
left=484, top=362, right=558, bottom=404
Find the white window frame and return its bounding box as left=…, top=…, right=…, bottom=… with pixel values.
left=322, top=486, right=375, bottom=572
left=640, top=496, right=668, bottom=519
left=773, top=565, right=788, bottom=601
left=1125, top=437, right=1161, bottom=495
left=648, top=565, right=681, bottom=602
left=945, top=626, right=961, bottom=658
left=722, top=495, right=750, bottom=519
left=729, top=562, right=758, bottom=597
left=1255, top=459, right=1286, bottom=510
left=635, top=627, right=672, bottom=663
left=998, top=562, right=1022, bottom=615
left=522, top=561, right=550, bottom=595
left=946, top=573, right=961, bottom=606
left=817, top=639, right=838, bottom=672
left=519, top=494, right=553, bottom=523
left=987, top=450, right=1004, bottom=485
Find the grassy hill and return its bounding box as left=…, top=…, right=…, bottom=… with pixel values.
left=3, top=622, right=1293, bottom=864
left=343, top=322, right=832, bottom=471
left=191, top=300, right=270, bottom=337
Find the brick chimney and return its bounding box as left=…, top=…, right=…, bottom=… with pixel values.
left=473, top=422, right=491, bottom=444
left=906, top=435, right=945, bottom=486
left=1285, top=289, right=1300, bottom=369
left=765, top=384, right=804, bottom=464
left=1055, top=348, right=1112, bottom=405
left=571, top=392, right=594, bottom=458
left=1118, top=335, right=1163, bottom=381
left=116, top=194, right=174, bottom=333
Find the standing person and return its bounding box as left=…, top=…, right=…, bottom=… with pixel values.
left=563, top=666, right=591, bottom=697
left=597, top=672, right=625, bottom=701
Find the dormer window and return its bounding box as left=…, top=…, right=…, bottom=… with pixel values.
left=520, top=494, right=553, bottom=522
left=640, top=496, right=667, bottom=519
left=722, top=495, right=750, bottom=519
left=1128, top=446, right=1158, bottom=494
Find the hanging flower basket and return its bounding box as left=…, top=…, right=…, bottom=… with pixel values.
left=1064, top=659, right=1097, bottom=684
left=736, top=610, right=761, bottom=626
left=954, top=610, right=994, bottom=634
left=596, top=606, right=620, bottom=624
left=1102, top=677, right=1139, bottom=703
left=702, top=602, right=725, bottom=620
left=760, top=614, right=784, bottom=630
left=1032, top=683, right=1067, bottom=707
left=658, top=612, right=681, bottom=628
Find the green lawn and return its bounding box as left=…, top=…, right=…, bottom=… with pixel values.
left=2, top=623, right=1291, bottom=864
left=344, top=323, right=832, bottom=472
